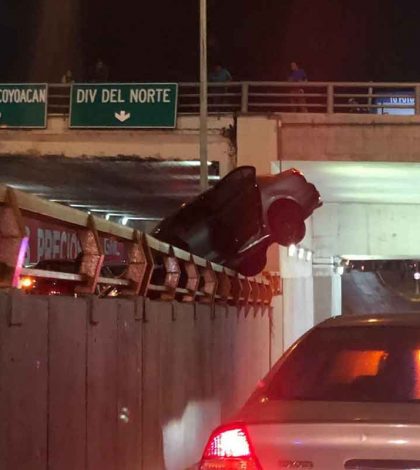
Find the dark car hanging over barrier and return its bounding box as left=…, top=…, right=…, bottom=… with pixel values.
left=0, top=185, right=280, bottom=309
left=46, top=81, right=420, bottom=116
left=153, top=166, right=321, bottom=276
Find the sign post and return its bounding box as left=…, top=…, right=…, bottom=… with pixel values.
left=70, top=83, right=178, bottom=128
left=199, top=0, right=209, bottom=191
left=0, top=84, right=47, bottom=128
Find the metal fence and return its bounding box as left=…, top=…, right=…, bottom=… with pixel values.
left=0, top=185, right=280, bottom=308
left=48, top=81, right=420, bottom=115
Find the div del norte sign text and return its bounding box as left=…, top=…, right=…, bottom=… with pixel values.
left=70, top=83, right=178, bottom=128
left=0, top=84, right=47, bottom=128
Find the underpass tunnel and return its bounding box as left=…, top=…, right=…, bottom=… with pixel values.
left=340, top=257, right=420, bottom=315
left=0, top=156, right=221, bottom=267
left=277, top=160, right=420, bottom=348
left=0, top=156, right=220, bottom=226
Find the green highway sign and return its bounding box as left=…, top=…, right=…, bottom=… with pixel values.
left=70, top=83, right=178, bottom=128
left=0, top=84, right=47, bottom=128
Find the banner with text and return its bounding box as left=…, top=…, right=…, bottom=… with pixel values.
left=0, top=84, right=47, bottom=128
left=70, top=83, right=178, bottom=128
left=23, top=216, right=128, bottom=265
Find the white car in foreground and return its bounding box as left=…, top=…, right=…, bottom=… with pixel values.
left=199, top=314, right=420, bottom=469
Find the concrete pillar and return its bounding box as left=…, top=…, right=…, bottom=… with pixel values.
left=280, top=238, right=315, bottom=349
left=313, top=259, right=342, bottom=325
left=269, top=295, right=284, bottom=367
left=282, top=275, right=314, bottom=350
left=236, top=116, right=278, bottom=174
left=237, top=116, right=280, bottom=271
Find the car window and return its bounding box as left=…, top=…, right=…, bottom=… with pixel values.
left=266, top=326, right=420, bottom=403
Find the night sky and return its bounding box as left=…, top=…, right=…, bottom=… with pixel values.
left=1, top=0, right=420, bottom=83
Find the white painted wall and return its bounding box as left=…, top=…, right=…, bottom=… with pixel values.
left=282, top=277, right=314, bottom=349
left=313, top=202, right=420, bottom=258
left=313, top=271, right=342, bottom=324
left=269, top=296, right=284, bottom=366
left=279, top=219, right=315, bottom=350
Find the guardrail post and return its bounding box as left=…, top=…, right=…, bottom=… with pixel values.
left=75, top=215, right=104, bottom=295
left=216, top=270, right=231, bottom=302
left=183, top=255, right=200, bottom=302
left=121, top=230, right=147, bottom=296
left=327, top=84, right=334, bottom=114
left=240, top=277, right=251, bottom=317
left=261, top=279, right=272, bottom=316
left=200, top=261, right=218, bottom=303
left=415, top=85, right=420, bottom=115
left=241, top=82, right=249, bottom=113
left=248, top=278, right=260, bottom=317
left=161, top=246, right=181, bottom=301
left=368, top=85, right=373, bottom=110
left=140, top=234, right=154, bottom=297
left=0, top=188, right=28, bottom=288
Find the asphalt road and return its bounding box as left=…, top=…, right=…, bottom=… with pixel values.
left=342, top=271, right=420, bottom=314
left=0, top=155, right=219, bottom=220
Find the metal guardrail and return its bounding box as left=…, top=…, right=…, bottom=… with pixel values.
left=47, top=81, right=420, bottom=115
left=0, top=185, right=281, bottom=310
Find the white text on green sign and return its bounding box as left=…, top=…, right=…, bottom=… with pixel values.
left=76, top=87, right=172, bottom=105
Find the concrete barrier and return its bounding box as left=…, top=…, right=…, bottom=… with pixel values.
left=0, top=292, right=277, bottom=470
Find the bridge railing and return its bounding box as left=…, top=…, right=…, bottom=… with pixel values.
left=47, top=81, right=420, bottom=115
left=0, top=185, right=280, bottom=309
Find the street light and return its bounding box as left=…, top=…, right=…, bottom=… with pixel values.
left=199, top=0, right=209, bottom=191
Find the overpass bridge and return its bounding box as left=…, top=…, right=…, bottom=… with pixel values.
left=3, top=81, right=420, bottom=173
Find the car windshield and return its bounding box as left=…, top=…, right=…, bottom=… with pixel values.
left=266, top=326, right=420, bottom=403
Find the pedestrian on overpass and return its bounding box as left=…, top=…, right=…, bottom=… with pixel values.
left=288, top=61, right=308, bottom=112
left=209, top=63, right=232, bottom=110
left=61, top=70, right=74, bottom=84
left=90, top=59, right=109, bottom=83
left=209, top=63, right=232, bottom=82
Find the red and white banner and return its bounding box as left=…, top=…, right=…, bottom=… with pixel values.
left=23, top=216, right=127, bottom=265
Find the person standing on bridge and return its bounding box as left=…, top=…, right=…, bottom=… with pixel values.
left=90, top=59, right=109, bottom=82
left=61, top=69, right=74, bottom=84
left=209, top=63, right=232, bottom=82
left=288, top=61, right=308, bottom=112
left=209, top=63, right=232, bottom=110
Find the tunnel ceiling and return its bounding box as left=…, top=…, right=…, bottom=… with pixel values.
left=282, top=161, right=420, bottom=205
left=0, top=155, right=219, bottom=220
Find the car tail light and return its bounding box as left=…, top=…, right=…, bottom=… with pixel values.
left=18, top=276, right=35, bottom=290
left=199, top=424, right=261, bottom=470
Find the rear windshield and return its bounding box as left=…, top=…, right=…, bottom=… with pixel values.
left=266, top=326, right=420, bottom=403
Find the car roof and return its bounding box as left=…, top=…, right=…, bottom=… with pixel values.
left=318, top=313, right=420, bottom=328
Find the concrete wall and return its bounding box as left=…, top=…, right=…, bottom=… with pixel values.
left=236, top=116, right=278, bottom=174
left=0, top=292, right=280, bottom=470
left=277, top=114, right=420, bottom=162
left=280, top=232, right=315, bottom=349
left=313, top=202, right=420, bottom=258
left=6, top=113, right=420, bottom=178
left=313, top=272, right=342, bottom=324
left=237, top=113, right=420, bottom=163
left=0, top=115, right=235, bottom=177
left=237, top=135, right=317, bottom=350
